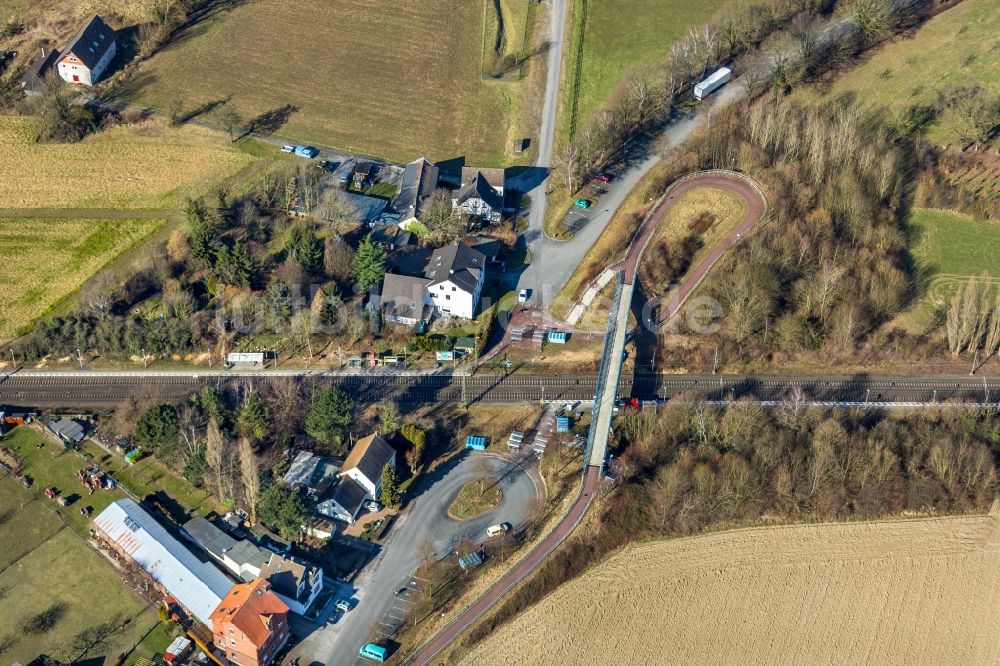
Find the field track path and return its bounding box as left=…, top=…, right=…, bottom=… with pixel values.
left=406, top=173, right=767, bottom=666
left=0, top=208, right=176, bottom=220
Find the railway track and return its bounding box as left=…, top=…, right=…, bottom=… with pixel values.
left=1, top=372, right=997, bottom=408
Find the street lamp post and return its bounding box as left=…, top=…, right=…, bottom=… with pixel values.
left=75, top=348, right=83, bottom=370
left=8, top=348, right=14, bottom=368
left=540, top=385, right=545, bottom=404
left=141, top=347, right=147, bottom=369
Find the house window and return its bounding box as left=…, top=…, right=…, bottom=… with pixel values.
left=452, top=286, right=456, bottom=291
left=445, top=295, right=450, bottom=301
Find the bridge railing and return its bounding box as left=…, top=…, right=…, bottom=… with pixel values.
left=582, top=271, right=624, bottom=475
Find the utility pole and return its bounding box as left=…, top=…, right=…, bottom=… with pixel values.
left=712, top=346, right=719, bottom=374
left=141, top=347, right=147, bottom=369
left=971, top=348, right=979, bottom=375
left=8, top=348, right=14, bottom=368
left=461, top=375, right=467, bottom=407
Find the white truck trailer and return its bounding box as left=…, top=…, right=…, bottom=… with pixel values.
left=694, top=67, right=732, bottom=100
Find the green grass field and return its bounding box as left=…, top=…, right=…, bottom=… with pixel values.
left=797, top=0, right=1000, bottom=145
left=1, top=428, right=131, bottom=535
left=0, top=475, right=156, bottom=665
left=134, top=0, right=526, bottom=165
left=564, top=0, right=732, bottom=136
left=0, top=216, right=165, bottom=342
left=902, top=208, right=1000, bottom=330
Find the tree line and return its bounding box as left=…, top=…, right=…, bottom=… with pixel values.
left=553, top=0, right=918, bottom=193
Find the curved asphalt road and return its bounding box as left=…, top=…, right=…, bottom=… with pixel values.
left=294, top=453, right=541, bottom=665
left=406, top=173, right=768, bottom=665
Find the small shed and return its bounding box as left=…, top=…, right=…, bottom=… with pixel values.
left=556, top=416, right=570, bottom=433
left=124, top=449, right=143, bottom=465
left=46, top=418, right=85, bottom=445
left=547, top=331, right=569, bottom=344
left=454, top=336, right=476, bottom=355
left=465, top=435, right=488, bottom=451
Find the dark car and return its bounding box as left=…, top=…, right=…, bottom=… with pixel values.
left=318, top=160, right=339, bottom=173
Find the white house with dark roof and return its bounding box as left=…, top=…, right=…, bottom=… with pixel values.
left=454, top=168, right=506, bottom=222
left=424, top=243, right=486, bottom=319
left=340, top=433, right=396, bottom=499
left=57, top=15, right=117, bottom=86
left=378, top=242, right=486, bottom=321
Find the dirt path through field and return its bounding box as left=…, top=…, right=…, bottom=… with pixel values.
left=0, top=208, right=178, bottom=220
left=459, top=513, right=1000, bottom=665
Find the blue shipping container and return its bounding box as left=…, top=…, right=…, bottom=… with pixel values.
left=547, top=331, right=569, bottom=344
left=465, top=435, right=488, bottom=450
left=556, top=416, right=570, bottom=432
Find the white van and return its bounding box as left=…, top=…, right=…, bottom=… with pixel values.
left=486, top=523, right=511, bottom=537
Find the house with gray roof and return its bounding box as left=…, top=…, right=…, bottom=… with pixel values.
left=379, top=273, right=432, bottom=325
left=393, top=157, right=440, bottom=226
left=182, top=516, right=324, bottom=615
left=57, top=15, right=117, bottom=86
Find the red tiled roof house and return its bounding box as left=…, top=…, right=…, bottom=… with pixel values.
left=210, top=579, right=290, bottom=666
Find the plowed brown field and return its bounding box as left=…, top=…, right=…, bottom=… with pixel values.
left=460, top=509, right=1000, bottom=665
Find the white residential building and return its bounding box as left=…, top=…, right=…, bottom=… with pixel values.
left=57, top=15, right=117, bottom=86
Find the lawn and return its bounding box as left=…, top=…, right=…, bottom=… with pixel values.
left=133, top=0, right=527, bottom=165
left=0, top=528, right=156, bottom=665
left=0, top=475, right=64, bottom=569
left=901, top=208, right=1000, bottom=330
left=0, top=115, right=257, bottom=209
left=85, top=440, right=215, bottom=515
left=564, top=0, right=733, bottom=137
left=0, top=216, right=164, bottom=341
left=796, top=0, right=1000, bottom=145
left=1, top=427, right=131, bottom=535
left=448, top=479, right=503, bottom=520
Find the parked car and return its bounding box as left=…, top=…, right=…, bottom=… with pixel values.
left=365, top=500, right=382, bottom=513
left=280, top=145, right=295, bottom=154
left=359, top=643, right=388, bottom=662
left=339, top=170, right=352, bottom=187
left=293, top=145, right=319, bottom=158
left=518, top=289, right=530, bottom=303
left=594, top=173, right=612, bottom=183
left=318, top=159, right=338, bottom=172
left=574, top=198, right=591, bottom=209
left=486, top=523, right=511, bottom=537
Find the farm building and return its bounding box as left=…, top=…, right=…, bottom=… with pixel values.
left=57, top=15, right=117, bottom=86
left=210, top=578, right=290, bottom=666
left=92, top=499, right=233, bottom=628
left=183, top=516, right=324, bottom=615
left=393, top=157, right=440, bottom=226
